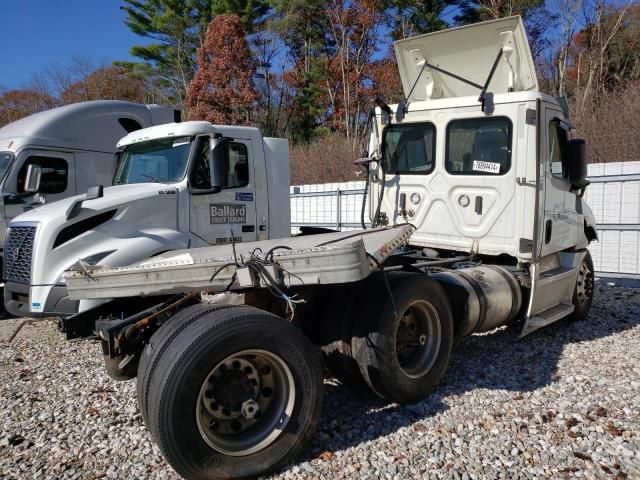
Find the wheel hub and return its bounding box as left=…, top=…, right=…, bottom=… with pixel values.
left=576, top=261, right=594, bottom=307
left=208, top=358, right=260, bottom=420
left=395, top=301, right=442, bottom=378
left=196, top=349, right=295, bottom=456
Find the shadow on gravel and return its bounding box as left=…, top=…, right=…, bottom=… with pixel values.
left=295, top=284, right=640, bottom=463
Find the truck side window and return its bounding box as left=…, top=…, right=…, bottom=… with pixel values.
left=381, top=122, right=435, bottom=175
left=446, top=117, right=512, bottom=175
left=549, top=120, right=567, bottom=179
left=228, top=143, right=249, bottom=188
left=191, top=139, right=212, bottom=189
left=18, top=156, right=68, bottom=194
left=190, top=140, right=249, bottom=190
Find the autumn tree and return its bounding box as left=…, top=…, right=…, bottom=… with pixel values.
left=326, top=0, right=384, bottom=139
left=568, top=1, right=638, bottom=105
left=120, top=0, right=273, bottom=105
left=0, top=90, right=57, bottom=127
left=185, top=14, right=258, bottom=125
left=119, top=0, right=216, bottom=105
left=60, top=66, right=147, bottom=104
left=370, top=54, right=404, bottom=104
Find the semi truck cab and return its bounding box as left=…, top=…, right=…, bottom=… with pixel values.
left=4, top=121, right=290, bottom=317
left=0, top=101, right=176, bottom=275
left=363, top=16, right=598, bottom=335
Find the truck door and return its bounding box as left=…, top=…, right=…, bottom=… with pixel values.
left=188, top=137, right=259, bottom=245
left=4, top=150, right=76, bottom=223
left=538, top=104, right=580, bottom=257
left=522, top=103, right=584, bottom=335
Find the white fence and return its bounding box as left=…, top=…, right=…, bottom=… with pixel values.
left=290, top=162, right=640, bottom=280
left=583, top=162, right=640, bottom=281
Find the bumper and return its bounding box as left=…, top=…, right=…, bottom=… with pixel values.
left=4, top=282, right=79, bottom=318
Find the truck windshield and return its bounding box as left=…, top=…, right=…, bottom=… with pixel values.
left=114, top=137, right=193, bottom=185
left=0, top=152, right=14, bottom=182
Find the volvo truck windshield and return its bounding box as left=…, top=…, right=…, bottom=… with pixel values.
left=114, top=136, right=193, bottom=185
left=0, top=152, right=13, bottom=181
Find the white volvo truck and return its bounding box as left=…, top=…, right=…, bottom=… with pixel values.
left=0, top=100, right=176, bottom=275
left=4, top=121, right=290, bottom=317
left=6, top=17, right=598, bottom=480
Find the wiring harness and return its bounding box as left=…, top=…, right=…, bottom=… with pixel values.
left=208, top=225, right=305, bottom=321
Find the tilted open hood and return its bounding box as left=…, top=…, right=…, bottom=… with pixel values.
left=394, top=16, right=538, bottom=102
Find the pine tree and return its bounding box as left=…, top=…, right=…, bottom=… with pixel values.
left=211, top=0, right=271, bottom=31
left=119, top=0, right=215, bottom=105
left=185, top=14, right=258, bottom=125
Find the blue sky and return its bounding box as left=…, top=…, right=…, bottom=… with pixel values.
left=0, top=0, right=148, bottom=90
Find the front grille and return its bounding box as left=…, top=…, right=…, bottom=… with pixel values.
left=4, top=226, right=36, bottom=284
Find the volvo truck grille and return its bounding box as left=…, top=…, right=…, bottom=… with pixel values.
left=4, top=226, right=37, bottom=284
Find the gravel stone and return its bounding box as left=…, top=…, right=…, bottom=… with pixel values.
left=0, top=282, right=638, bottom=479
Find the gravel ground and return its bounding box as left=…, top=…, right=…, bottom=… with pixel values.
left=1, top=282, right=638, bottom=480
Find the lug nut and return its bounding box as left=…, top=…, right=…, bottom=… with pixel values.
left=241, top=399, right=260, bottom=420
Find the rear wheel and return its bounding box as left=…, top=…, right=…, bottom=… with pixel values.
left=136, top=302, right=231, bottom=426
left=569, top=251, right=595, bottom=320
left=146, top=306, right=323, bottom=480
left=315, top=284, right=369, bottom=390
left=352, top=273, right=454, bottom=404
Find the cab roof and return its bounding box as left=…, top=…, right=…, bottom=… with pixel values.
left=0, top=100, right=173, bottom=153
left=116, top=121, right=261, bottom=149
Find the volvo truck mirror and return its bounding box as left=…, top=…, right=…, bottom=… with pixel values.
left=24, top=164, right=42, bottom=193
left=210, top=135, right=230, bottom=192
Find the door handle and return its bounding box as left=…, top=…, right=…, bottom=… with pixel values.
left=474, top=196, right=483, bottom=215
left=545, top=219, right=552, bottom=244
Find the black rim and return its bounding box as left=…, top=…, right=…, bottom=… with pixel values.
left=395, top=300, right=441, bottom=378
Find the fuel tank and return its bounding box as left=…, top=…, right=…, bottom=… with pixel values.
left=432, top=265, right=522, bottom=337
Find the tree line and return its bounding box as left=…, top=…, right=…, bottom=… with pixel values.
left=1, top=0, right=638, bottom=179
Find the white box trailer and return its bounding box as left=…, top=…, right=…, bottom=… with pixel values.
left=6, top=16, right=598, bottom=480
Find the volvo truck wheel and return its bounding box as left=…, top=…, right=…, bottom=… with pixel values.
left=136, top=302, right=231, bottom=427
left=145, top=306, right=323, bottom=480
left=352, top=274, right=454, bottom=404
left=569, top=251, right=595, bottom=321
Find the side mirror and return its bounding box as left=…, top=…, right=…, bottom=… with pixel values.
left=567, top=138, right=588, bottom=188
left=86, top=185, right=104, bottom=200
left=210, top=137, right=229, bottom=191
left=24, top=164, right=42, bottom=193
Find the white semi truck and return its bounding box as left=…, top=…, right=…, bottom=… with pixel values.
left=0, top=100, right=176, bottom=276
left=5, top=17, right=598, bottom=480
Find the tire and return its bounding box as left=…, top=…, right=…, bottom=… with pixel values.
left=146, top=306, right=323, bottom=480
left=568, top=251, right=595, bottom=321
left=352, top=273, right=454, bottom=405
left=137, top=302, right=232, bottom=427
left=103, top=351, right=140, bottom=381
left=320, top=299, right=368, bottom=389
left=311, top=283, right=368, bottom=390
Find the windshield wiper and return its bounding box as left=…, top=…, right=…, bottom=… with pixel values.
left=140, top=174, right=160, bottom=183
